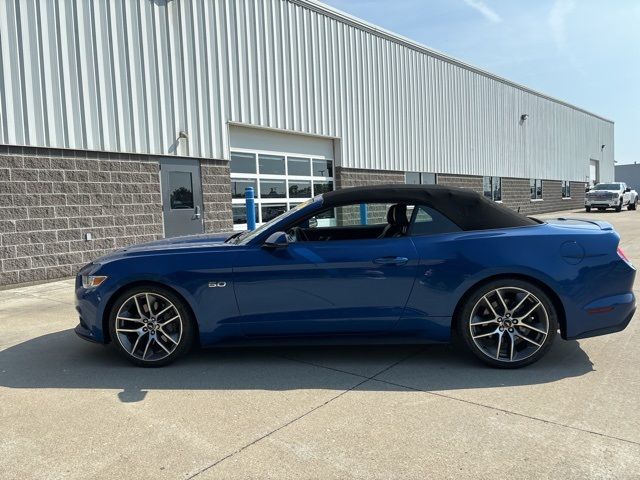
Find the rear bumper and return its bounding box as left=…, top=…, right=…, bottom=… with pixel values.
left=569, top=307, right=635, bottom=340
left=565, top=292, right=636, bottom=340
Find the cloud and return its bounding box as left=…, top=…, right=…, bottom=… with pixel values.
left=548, top=0, right=576, bottom=51
left=462, top=0, right=502, bottom=23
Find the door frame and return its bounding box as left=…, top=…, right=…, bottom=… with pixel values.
left=159, top=157, right=204, bottom=238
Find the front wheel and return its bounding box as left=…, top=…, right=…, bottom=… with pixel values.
left=615, top=200, right=622, bottom=212
left=108, top=285, right=196, bottom=367
left=585, top=206, right=591, bottom=212
left=456, top=280, right=558, bottom=368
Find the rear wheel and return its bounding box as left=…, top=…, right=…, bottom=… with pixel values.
left=457, top=279, right=558, bottom=368
left=585, top=206, right=591, bottom=212
left=108, top=285, right=195, bottom=367
left=628, top=198, right=637, bottom=211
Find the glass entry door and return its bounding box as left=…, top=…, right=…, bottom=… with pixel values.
left=160, top=158, right=204, bottom=238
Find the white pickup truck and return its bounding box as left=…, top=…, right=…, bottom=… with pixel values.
left=585, top=182, right=638, bottom=212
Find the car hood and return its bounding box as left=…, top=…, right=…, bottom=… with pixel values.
left=125, top=231, right=236, bottom=249
left=94, top=231, right=238, bottom=263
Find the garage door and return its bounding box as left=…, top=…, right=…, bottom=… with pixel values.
left=229, top=126, right=336, bottom=230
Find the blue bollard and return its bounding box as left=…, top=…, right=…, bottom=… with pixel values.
left=245, top=187, right=256, bottom=231
left=359, top=203, right=368, bottom=225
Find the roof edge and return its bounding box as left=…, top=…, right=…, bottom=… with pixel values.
left=291, top=0, right=613, bottom=124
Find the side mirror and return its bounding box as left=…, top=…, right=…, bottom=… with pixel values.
left=308, top=217, right=318, bottom=229
left=625, top=187, right=631, bottom=193
left=263, top=231, right=289, bottom=249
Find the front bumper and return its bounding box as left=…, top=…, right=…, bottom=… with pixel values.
left=585, top=197, right=619, bottom=207
left=74, top=321, right=102, bottom=343
left=74, top=272, right=109, bottom=344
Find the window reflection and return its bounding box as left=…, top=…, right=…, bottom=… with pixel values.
left=230, top=152, right=256, bottom=174
left=313, top=180, right=333, bottom=195
left=232, top=205, right=259, bottom=225
left=288, top=157, right=311, bottom=176
left=262, top=204, right=287, bottom=222
left=313, top=159, right=333, bottom=177
left=260, top=180, right=286, bottom=198
left=259, top=155, right=285, bottom=175
left=289, top=180, right=312, bottom=198
left=231, top=178, right=257, bottom=198
left=169, top=171, right=194, bottom=209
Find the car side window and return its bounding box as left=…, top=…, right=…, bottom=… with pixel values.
left=301, top=202, right=400, bottom=230
left=285, top=202, right=414, bottom=242
left=409, top=205, right=461, bottom=236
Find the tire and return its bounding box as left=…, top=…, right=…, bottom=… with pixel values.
left=108, top=285, right=196, bottom=367
left=585, top=206, right=591, bottom=212
left=628, top=199, right=637, bottom=211
left=456, top=279, right=558, bottom=368
left=615, top=200, right=622, bottom=212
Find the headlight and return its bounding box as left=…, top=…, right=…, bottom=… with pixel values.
left=82, top=275, right=108, bottom=289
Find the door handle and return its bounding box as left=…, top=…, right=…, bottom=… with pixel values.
left=374, top=256, right=409, bottom=266
left=194, top=205, right=201, bottom=219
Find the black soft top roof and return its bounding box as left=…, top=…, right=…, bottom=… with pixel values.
left=321, top=184, right=538, bottom=231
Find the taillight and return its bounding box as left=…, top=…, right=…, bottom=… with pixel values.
left=617, top=246, right=633, bottom=267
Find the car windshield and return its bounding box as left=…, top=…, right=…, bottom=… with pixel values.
left=234, top=198, right=316, bottom=245
left=593, top=183, right=621, bottom=190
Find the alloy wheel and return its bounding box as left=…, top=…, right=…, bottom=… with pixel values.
left=468, top=287, right=549, bottom=363
left=114, top=292, right=183, bottom=362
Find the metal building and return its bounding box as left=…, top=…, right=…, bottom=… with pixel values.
left=0, top=0, right=615, bottom=286
left=615, top=164, right=640, bottom=193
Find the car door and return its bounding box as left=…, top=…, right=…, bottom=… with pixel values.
left=232, top=212, right=420, bottom=337
left=622, top=184, right=630, bottom=205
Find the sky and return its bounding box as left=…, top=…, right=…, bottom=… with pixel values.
left=322, top=0, right=640, bottom=165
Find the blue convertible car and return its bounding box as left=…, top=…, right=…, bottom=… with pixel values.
left=75, top=185, right=636, bottom=368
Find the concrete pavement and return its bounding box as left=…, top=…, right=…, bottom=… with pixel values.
left=1, top=209, right=639, bottom=479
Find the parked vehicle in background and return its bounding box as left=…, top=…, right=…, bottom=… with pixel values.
left=585, top=182, right=637, bottom=212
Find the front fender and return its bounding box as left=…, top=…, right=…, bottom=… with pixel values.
left=84, top=271, right=202, bottom=344
left=81, top=248, right=240, bottom=345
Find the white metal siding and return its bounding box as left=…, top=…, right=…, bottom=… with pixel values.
left=615, top=164, right=640, bottom=193
left=0, top=0, right=614, bottom=182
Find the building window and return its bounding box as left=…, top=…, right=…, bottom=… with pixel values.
left=530, top=179, right=543, bottom=200
left=562, top=181, right=571, bottom=199
left=230, top=150, right=334, bottom=230
left=405, top=172, right=436, bottom=185
left=229, top=152, right=256, bottom=174
left=483, top=176, right=502, bottom=201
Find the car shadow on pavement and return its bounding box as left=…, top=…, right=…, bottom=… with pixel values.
left=0, top=329, right=593, bottom=403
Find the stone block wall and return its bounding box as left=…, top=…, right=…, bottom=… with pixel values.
left=502, top=178, right=586, bottom=215
left=0, top=146, right=234, bottom=287
left=436, top=174, right=483, bottom=194
left=334, top=168, right=586, bottom=217
left=201, top=159, right=233, bottom=233
left=0, top=146, right=163, bottom=286
left=334, top=167, right=405, bottom=189
left=334, top=167, right=405, bottom=225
